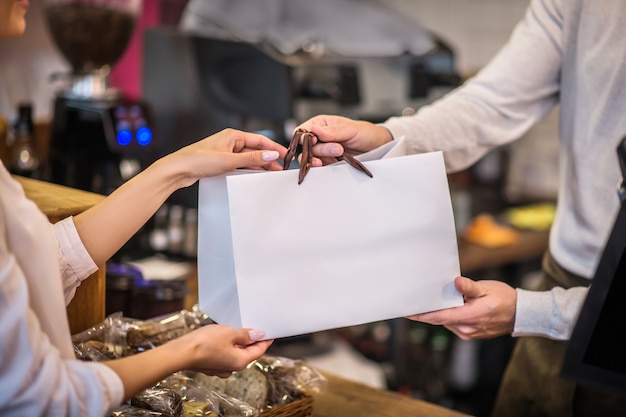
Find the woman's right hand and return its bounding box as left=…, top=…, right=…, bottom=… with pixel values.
left=296, top=115, right=394, bottom=167
left=106, top=324, right=273, bottom=400
left=174, top=324, right=274, bottom=377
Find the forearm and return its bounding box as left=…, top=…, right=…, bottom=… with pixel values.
left=72, top=158, right=184, bottom=266
left=384, top=0, right=562, bottom=173
left=103, top=339, right=191, bottom=400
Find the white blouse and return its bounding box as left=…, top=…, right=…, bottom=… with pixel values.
left=0, top=162, right=124, bottom=416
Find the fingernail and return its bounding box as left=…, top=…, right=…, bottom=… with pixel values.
left=248, top=329, right=265, bottom=341
left=329, top=144, right=343, bottom=155
left=262, top=151, right=279, bottom=162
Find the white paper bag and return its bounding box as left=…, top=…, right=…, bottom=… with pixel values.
left=197, top=139, right=463, bottom=339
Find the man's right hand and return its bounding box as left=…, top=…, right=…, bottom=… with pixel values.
left=296, top=115, right=393, bottom=167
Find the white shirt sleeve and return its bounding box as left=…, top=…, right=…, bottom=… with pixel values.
left=513, top=287, right=588, bottom=340
left=0, top=192, right=125, bottom=417
left=52, top=217, right=99, bottom=305
left=380, top=0, right=587, bottom=338
left=382, top=0, right=563, bottom=173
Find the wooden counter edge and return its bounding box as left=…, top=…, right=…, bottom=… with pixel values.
left=14, top=175, right=107, bottom=334
left=313, top=372, right=472, bottom=417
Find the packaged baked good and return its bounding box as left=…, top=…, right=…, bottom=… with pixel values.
left=131, top=386, right=183, bottom=417
left=252, top=355, right=327, bottom=407
left=224, top=368, right=268, bottom=410
left=73, top=312, right=129, bottom=360
left=111, top=405, right=165, bottom=416
left=73, top=311, right=325, bottom=416
left=182, top=400, right=218, bottom=417
left=126, top=312, right=189, bottom=353
left=74, top=340, right=116, bottom=361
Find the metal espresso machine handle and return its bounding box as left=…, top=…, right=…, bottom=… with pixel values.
left=561, top=135, right=626, bottom=394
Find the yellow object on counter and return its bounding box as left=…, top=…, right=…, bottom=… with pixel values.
left=463, top=213, right=519, bottom=248
left=505, top=203, right=556, bottom=231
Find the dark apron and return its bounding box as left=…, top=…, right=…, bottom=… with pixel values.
left=491, top=251, right=626, bottom=417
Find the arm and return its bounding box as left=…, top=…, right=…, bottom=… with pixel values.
left=383, top=0, right=562, bottom=172
left=1, top=135, right=277, bottom=416
left=302, top=0, right=563, bottom=172
left=0, top=245, right=271, bottom=415
left=104, top=326, right=273, bottom=401
left=73, top=128, right=286, bottom=266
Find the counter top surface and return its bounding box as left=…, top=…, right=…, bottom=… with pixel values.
left=314, top=372, right=471, bottom=417
left=458, top=229, right=549, bottom=275
left=14, top=175, right=104, bottom=223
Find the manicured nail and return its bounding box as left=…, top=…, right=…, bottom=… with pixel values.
left=329, top=144, right=343, bottom=156
left=248, top=329, right=265, bottom=341
left=262, top=151, right=279, bottom=162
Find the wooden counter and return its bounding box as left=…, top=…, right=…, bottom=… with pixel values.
left=458, top=229, right=549, bottom=276
left=14, top=175, right=106, bottom=334
left=314, top=372, right=471, bottom=417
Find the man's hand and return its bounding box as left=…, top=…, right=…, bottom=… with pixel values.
left=296, top=115, right=393, bottom=167
left=407, top=276, right=517, bottom=340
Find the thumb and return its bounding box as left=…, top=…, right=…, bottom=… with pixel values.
left=455, top=276, right=487, bottom=299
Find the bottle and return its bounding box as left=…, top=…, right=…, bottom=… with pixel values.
left=167, top=205, right=185, bottom=255
left=183, top=207, right=198, bottom=258
left=149, top=205, right=170, bottom=253
left=8, top=103, right=40, bottom=177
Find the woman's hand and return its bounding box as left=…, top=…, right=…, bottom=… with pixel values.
left=173, top=325, right=274, bottom=377
left=164, top=128, right=288, bottom=188
left=296, top=115, right=393, bottom=167
left=107, top=325, right=273, bottom=400
left=407, top=276, right=517, bottom=340
left=74, top=128, right=287, bottom=266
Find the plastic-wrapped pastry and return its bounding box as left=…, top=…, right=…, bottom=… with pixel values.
left=111, top=405, right=164, bottom=416
left=126, top=313, right=189, bottom=352
left=182, top=401, right=218, bottom=417
left=131, top=387, right=183, bottom=417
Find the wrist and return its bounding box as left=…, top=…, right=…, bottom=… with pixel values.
left=145, top=155, right=191, bottom=193
left=158, top=334, right=198, bottom=370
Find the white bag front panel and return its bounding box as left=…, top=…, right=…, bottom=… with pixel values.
left=198, top=150, right=462, bottom=339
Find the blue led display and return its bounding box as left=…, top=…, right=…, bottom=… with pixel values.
left=136, top=127, right=153, bottom=146
left=116, top=129, right=133, bottom=146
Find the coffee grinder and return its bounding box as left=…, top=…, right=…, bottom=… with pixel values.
left=44, top=0, right=157, bottom=194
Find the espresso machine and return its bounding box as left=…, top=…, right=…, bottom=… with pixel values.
left=44, top=0, right=157, bottom=195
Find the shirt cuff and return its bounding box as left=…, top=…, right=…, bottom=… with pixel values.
left=513, top=288, right=555, bottom=338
